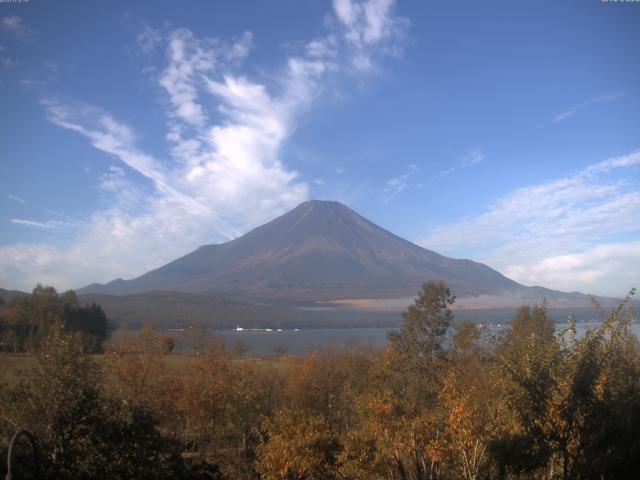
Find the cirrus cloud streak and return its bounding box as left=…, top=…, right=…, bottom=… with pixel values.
left=419, top=150, right=640, bottom=296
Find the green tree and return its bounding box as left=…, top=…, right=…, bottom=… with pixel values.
left=491, top=304, right=560, bottom=476
left=386, top=280, right=455, bottom=409
left=550, top=292, right=640, bottom=479
left=387, top=281, right=455, bottom=358
left=61, top=291, right=110, bottom=352
left=0, top=285, right=109, bottom=352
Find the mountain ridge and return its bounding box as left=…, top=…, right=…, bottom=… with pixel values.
left=78, top=200, right=581, bottom=304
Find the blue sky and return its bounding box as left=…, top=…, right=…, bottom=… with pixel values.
left=1, top=0, right=639, bottom=297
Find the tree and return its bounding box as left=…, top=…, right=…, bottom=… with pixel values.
left=490, top=298, right=640, bottom=478
left=451, top=321, right=482, bottom=352
left=176, top=342, right=233, bottom=457
left=0, top=285, right=109, bottom=353
left=549, top=292, right=640, bottom=479
left=387, top=280, right=455, bottom=358
left=103, top=327, right=167, bottom=407
left=224, top=361, right=285, bottom=478
left=62, top=291, right=110, bottom=352
left=337, top=283, right=458, bottom=480
left=0, top=325, right=102, bottom=477
left=256, top=409, right=339, bottom=480
left=386, top=281, right=455, bottom=407
left=339, top=384, right=443, bottom=480
left=0, top=326, right=214, bottom=479
left=183, top=320, right=209, bottom=355
left=491, top=304, right=560, bottom=476
left=435, top=324, right=504, bottom=480
left=160, top=336, right=176, bottom=354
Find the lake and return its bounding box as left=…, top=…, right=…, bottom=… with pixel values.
left=170, top=321, right=640, bottom=356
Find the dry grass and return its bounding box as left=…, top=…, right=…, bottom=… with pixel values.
left=0, top=352, right=291, bottom=388
left=0, top=354, right=36, bottom=385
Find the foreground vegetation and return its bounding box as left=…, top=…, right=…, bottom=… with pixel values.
left=1, top=282, right=639, bottom=479
left=0, top=285, right=109, bottom=353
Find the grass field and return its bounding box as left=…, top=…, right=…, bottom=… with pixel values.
left=0, top=352, right=289, bottom=388
left=0, top=354, right=36, bottom=385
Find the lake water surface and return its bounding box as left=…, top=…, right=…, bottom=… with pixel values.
left=172, top=321, right=640, bottom=356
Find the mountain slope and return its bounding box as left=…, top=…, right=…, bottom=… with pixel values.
left=76, top=290, right=398, bottom=329
left=0, top=287, right=29, bottom=303
left=79, top=200, right=532, bottom=302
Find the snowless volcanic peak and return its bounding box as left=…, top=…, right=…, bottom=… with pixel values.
left=79, top=200, right=529, bottom=302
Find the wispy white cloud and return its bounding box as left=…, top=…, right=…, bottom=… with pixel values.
left=20, top=78, right=47, bottom=88
left=383, top=163, right=419, bottom=202
left=136, top=24, right=162, bottom=56
left=440, top=147, right=485, bottom=176
left=160, top=29, right=215, bottom=127
left=227, top=31, right=253, bottom=61
left=42, top=99, right=179, bottom=194
left=11, top=219, right=54, bottom=229
left=333, top=0, right=408, bottom=71
left=420, top=149, right=640, bottom=296
left=0, top=15, right=35, bottom=44
left=503, top=242, right=640, bottom=296
left=0, top=1, right=406, bottom=290
left=7, top=193, right=26, bottom=204
left=307, top=35, right=338, bottom=58
left=0, top=57, right=15, bottom=68
left=11, top=218, right=74, bottom=229
left=546, top=91, right=625, bottom=125
left=384, top=175, right=409, bottom=199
